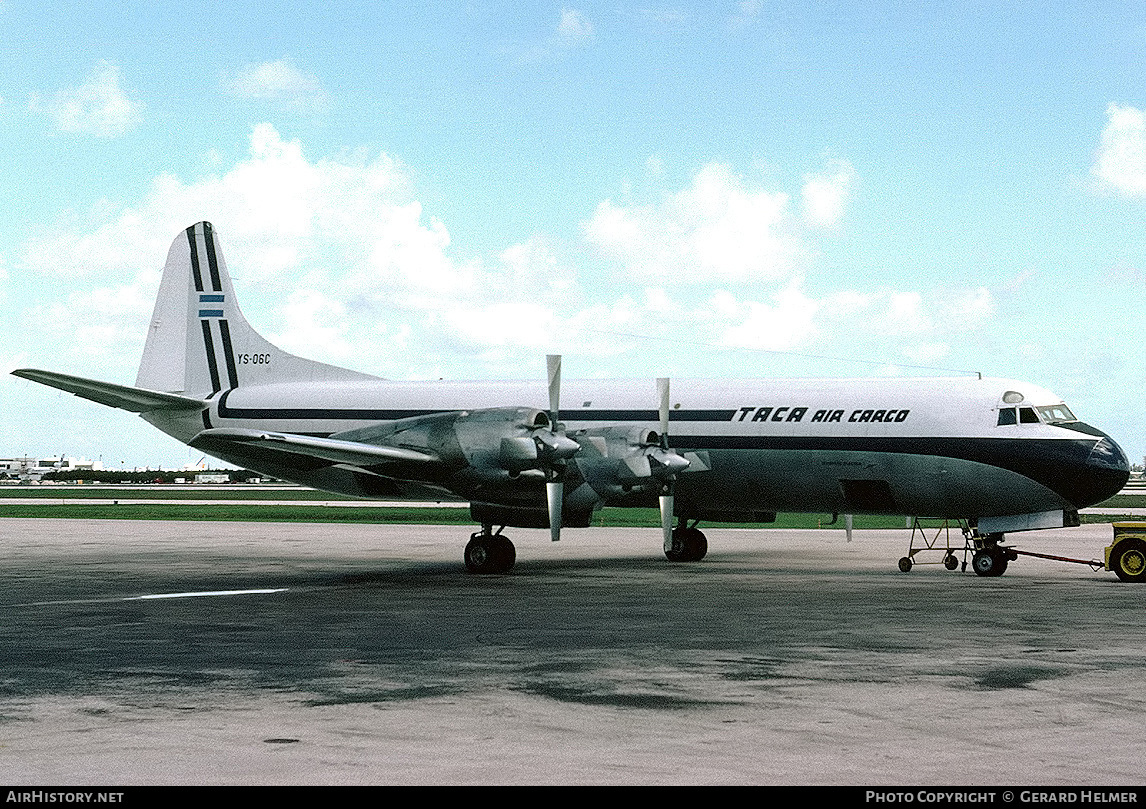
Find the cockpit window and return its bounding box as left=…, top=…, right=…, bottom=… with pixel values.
left=1037, top=404, right=1077, bottom=424
left=997, top=407, right=1049, bottom=425
left=998, top=403, right=1078, bottom=426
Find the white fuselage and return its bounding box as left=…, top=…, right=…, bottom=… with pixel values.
left=146, top=374, right=1129, bottom=523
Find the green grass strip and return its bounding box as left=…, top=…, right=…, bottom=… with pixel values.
left=2, top=489, right=1143, bottom=527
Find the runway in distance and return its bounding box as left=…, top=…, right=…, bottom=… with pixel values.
left=13, top=222, right=1131, bottom=574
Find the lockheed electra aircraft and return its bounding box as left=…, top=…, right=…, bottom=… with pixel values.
left=13, top=222, right=1130, bottom=575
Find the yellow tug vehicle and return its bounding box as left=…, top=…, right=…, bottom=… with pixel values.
left=1108, top=523, right=1146, bottom=582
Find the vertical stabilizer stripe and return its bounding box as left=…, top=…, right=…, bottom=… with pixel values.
left=203, top=222, right=222, bottom=292
left=200, top=320, right=221, bottom=393
left=218, top=319, right=239, bottom=390
left=187, top=225, right=204, bottom=292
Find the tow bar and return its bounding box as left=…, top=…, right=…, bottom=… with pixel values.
left=1003, top=547, right=1104, bottom=572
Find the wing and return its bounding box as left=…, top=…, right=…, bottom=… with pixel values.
left=189, top=427, right=439, bottom=468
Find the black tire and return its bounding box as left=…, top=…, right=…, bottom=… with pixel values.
left=944, top=553, right=959, bottom=571
left=492, top=534, right=516, bottom=572
left=1111, top=538, right=1146, bottom=582
left=665, top=527, right=708, bottom=562
left=972, top=547, right=1008, bottom=577
left=898, top=556, right=913, bottom=573
left=464, top=535, right=515, bottom=574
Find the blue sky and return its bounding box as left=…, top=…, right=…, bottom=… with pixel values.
left=3, top=1, right=1146, bottom=470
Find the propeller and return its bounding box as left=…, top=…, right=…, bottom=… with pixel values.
left=543, top=354, right=577, bottom=542
left=656, top=377, right=676, bottom=554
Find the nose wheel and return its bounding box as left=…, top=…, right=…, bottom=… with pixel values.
left=970, top=534, right=1016, bottom=577
left=971, top=547, right=1008, bottom=577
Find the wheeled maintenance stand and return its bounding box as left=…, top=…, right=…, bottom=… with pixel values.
left=898, top=518, right=964, bottom=573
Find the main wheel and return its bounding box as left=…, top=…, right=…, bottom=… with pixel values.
left=665, top=527, right=708, bottom=562
left=464, top=534, right=515, bottom=574
left=1111, top=538, right=1146, bottom=582
left=491, top=534, right=516, bottom=571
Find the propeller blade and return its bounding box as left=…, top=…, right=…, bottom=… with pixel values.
left=656, top=377, right=678, bottom=553
left=544, top=356, right=569, bottom=542
left=657, top=377, right=670, bottom=444
left=547, top=479, right=563, bottom=542
left=660, top=491, right=674, bottom=553
left=547, top=354, right=562, bottom=427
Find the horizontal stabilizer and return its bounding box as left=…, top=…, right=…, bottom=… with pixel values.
left=189, top=427, right=439, bottom=468
left=12, top=369, right=207, bottom=413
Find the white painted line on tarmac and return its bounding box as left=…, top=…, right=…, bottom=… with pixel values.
left=127, top=588, right=288, bottom=600
left=14, top=588, right=288, bottom=607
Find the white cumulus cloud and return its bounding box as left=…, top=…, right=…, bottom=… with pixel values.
left=227, top=59, right=330, bottom=113
left=801, top=160, right=855, bottom=229
left=583, top=163, right=803, bottom=284
left=15, top=124, right=585, bottom=375
left=1093, top=103, right=1146, bottom=198
left=40, top=60, right=144, bottom=137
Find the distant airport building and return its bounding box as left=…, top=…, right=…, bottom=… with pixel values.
left=0, top=456, right=100, bottom=481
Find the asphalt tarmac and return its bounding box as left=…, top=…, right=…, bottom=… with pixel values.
left=0, top=518, right=1143, bottom=786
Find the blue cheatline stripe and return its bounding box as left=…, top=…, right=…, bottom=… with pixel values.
left=199, top=309, right=224, bottom=318
left=199, top=294, right=224, bottom=303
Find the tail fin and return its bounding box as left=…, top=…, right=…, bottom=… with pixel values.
left=136, top=222, right=377, bottom=396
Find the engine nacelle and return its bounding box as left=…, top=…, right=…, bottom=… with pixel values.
left=332, top=406, right=582, bottom=504
left=452, top=407, right=579, bottom=480
left=568, top=426, right=691, bottom=505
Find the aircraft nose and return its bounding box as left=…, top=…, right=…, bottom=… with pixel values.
left=1079, top=431, right=1130, bottom=505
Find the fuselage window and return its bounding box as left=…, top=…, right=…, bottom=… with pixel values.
left=997, top=408, right=1017, bottom=426
left=1019, top=407, right=1040, bottom=424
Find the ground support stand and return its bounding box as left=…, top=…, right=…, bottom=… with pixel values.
left=898, top=518, right=968, bottom=573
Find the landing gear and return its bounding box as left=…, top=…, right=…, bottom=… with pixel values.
left=464, top=526, right=516, bottom=574
left=665, top=523, right=708, bottom=563
left=970, top=533, right=1016, bottom=578
left=971, top=547, right=1007, bottom=577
